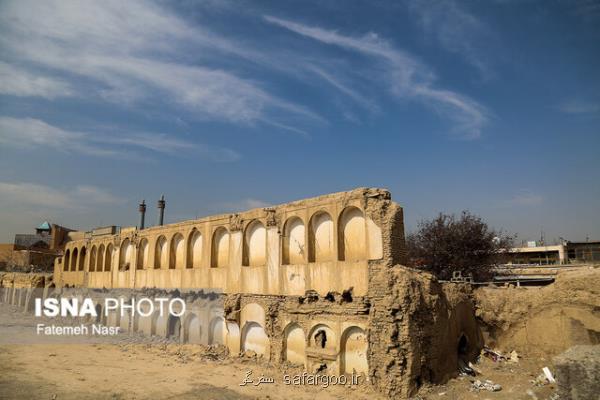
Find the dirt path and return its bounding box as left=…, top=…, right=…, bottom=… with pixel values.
left=0, top=303, right=559, bottom=400
left=0, top=303, right=378, bottom=400
left=0, top=341, right=386, bottom=400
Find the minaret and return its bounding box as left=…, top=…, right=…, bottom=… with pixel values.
left=157, top=195, right=165, bottom=226
left=138, top=200, right=146, bottom=230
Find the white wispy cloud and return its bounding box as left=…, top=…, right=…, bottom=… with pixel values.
left=0, top=62, right=74, bottom=99
left=408, top=0, right=493, bottom=80
left=0, top=181, right=123, bottom=210
left=506, top=190, right=544, bottom=206
left=0, top=117, right=240, bottom=162
left=0, top=0, right=320, bottom=127
left=557, top=99, right=600, bottom=115
left=264, top=15, right=489, bottom=139
left=307, top=65, right=378, bottom=112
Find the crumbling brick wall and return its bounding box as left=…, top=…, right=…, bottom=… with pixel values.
left=368, top=266, right=483, bottom=398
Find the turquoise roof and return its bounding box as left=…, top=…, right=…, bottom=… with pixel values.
left=37, top=221, right=51, bottom=230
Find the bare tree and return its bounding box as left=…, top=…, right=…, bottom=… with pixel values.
left=406, top=211, right=513, bottom=281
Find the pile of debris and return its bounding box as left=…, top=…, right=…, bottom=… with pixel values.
left=470, top=379, right=502, bottom=392
left=481, top=346, right=520, bottom=363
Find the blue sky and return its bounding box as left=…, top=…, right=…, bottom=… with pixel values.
left=0, top=0, right=599, bottom=244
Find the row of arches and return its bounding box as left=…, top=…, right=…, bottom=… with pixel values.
left=282, top=206, right=367, bottom=264
left=64, top=244, right=114, bottom=272
left=62, top=206, right=371, bottom=272
left=4, top=289, right=368, bottom=377
left=99, top=307, right=367, bottom=376
left=283, top=323, right=368, bottom=375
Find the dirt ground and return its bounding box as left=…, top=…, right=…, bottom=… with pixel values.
left=0, top=303, right=559, bottom=400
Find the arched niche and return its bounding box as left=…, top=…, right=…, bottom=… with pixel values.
left=71, top=248, right=78, bottom=271
left=282, top=217, right=305, bottom=265
left=308, top=211, right=334, bottom=263
left=341, top=326, right=368, bottom=375
left=63, top=249, right=70, bottom=272
left=284, top=323, right=306, bottom=366
left=97, top=244, right=105, bottom=271
left=105, top=244, right=113, bottom=271
left=137, top=238, right=149, bottom=270
left=154, top=236, right=167, bottom=269
left=89, top=246, right=97, bottom=272
left=209, top=316, right=225, bottom=345
left=338, top=206, right=367, bottom=261
left=78, top=247, right=86, bottom=271
left=211, top=227, right=229, bottom=268
left=309, top=323, right=336, bottom=351
left=242, top=322, right=269, bottom=358
left=167, top=315, right=181, bottom=340
left=183, top=313, right=202, bottom=344
left=119, top=239, right=133, bottom=269
left=243, top=220, right=266, bottom=267
left=169, top=233, right=185, bottom=269
left=187, top=229, right=202, bottom=268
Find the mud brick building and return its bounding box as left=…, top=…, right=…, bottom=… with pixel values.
left=4, top=188, right=481, bottom=398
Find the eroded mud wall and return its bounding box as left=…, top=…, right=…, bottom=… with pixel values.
left=474, top=267, right=600, bottom=357
left=368, top=266, right=483, bottom=398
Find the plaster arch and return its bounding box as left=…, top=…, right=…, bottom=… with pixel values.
left=282, top=217, right=305, bottom=265
left=244, top=220, right=266, bottom=267
left=338, top=206, right=367, bottom=261
left=309, top=323, right=336, bottom=351
left=284, top=323, right=306, bottom=366
left=71, top=248, right=78, bottom=271
left=78, top=246, right=86, bottom=271
left=187, top=229, right=202, bottom=268
left=242, top=321, right=270, bottom=358
left=137, top=238, right=149, bottom=270
left=209, top=316, right=225, bottom=345
left=183, top=313, right=202, bottom=344
left=169, top=233, right=185, bottom=269
left=308, top=211, right=334, bottom=262
left=154, top=236, right=168, bottom=269
left=105, top=244, right=113, bottom=271
left=97, top=244, right=105, bottom=271
left=63, top=249, right=70, bottom=272
left=167, top=314, right=181, bottom=340
left=211, top=227, right=229, bottom=268
left=89, top=246, right=97, bottom=272
left=119, top=239, right=133, bottom=270
left=341, top=326, right=368, bottom=375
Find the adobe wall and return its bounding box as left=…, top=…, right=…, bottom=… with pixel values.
left=53, top=187, right=404, bottom=296
left=475, top=267, right=600, bottom=357
left=367, top=266, right=483, bottom=397
left=0, top=187, right=480, bottom=398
